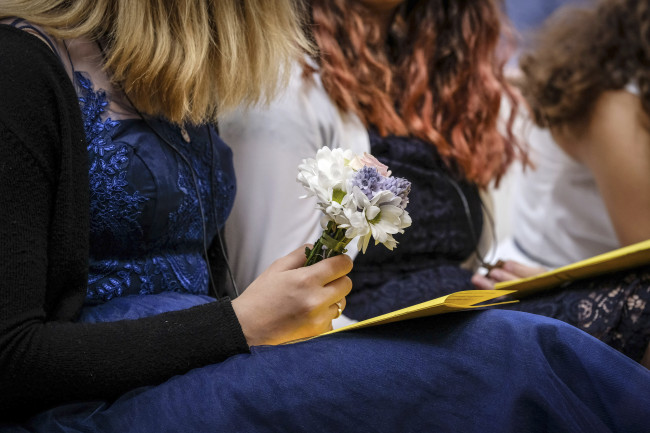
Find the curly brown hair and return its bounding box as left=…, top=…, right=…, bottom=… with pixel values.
left=520, top=0, right=650, bottom=129
left=305, top=0, right=524, bottom=187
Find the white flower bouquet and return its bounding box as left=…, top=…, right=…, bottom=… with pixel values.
left=297, top=147, right=412, bottom=266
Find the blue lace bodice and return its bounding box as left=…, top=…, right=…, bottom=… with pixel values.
left=75, top=72, right=236, bottom=304
left=346, top=131, right=483, bottom=320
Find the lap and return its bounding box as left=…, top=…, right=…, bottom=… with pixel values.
left=506, top=264, right=650, bottom=361
left=8, top=306, right=650, bottom=433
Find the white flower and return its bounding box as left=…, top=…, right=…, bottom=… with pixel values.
left=297, top=147, right=356, bottom=205
left=298, top=146, right=412, bottom=262
left=319, top=200, right=351, bottom=228
left=339, top=187, right=412, bottom=253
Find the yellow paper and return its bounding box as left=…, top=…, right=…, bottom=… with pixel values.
left=288, top=240, right=649, bottom=343
left=321, top=289, right=517, bottom=336
left=495, top=239, right=650, bottom=296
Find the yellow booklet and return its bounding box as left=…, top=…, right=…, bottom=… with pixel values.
left=494, top=239, right=650, bottom=296
left=318, top=239, right=650, bottom=337
left=323, top=289, right=517, bottom=335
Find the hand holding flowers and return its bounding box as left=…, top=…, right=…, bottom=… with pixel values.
left=297, top=147, right=412, bottom=266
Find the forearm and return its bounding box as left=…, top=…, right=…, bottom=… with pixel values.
left=1, top=299, right=247, bottom=419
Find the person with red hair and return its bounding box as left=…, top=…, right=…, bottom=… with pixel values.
left=225, top=0, right=650, bottom=368
left=223, top=0, right=525, bottom=322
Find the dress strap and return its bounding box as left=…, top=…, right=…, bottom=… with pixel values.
left=9, top=18, right=60, bottom=56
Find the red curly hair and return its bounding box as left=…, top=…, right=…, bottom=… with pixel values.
left=306, top=0, right=524, bottom=187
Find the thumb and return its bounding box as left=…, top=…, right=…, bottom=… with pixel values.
left=267, top=244, right=311, bottom=272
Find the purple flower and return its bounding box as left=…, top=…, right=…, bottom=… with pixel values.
left=379, top=176, right=411, bottom=209
left=349, top=167, right=411, bottom=209
left=349, top=166, right=384, bottom=200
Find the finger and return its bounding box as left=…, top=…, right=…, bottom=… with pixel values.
left=471, top=273, right=496, bottom=290
left=322, top=275, right=353, bottom=304
left=267, top=244, right=312, bottom=272
left=300, top=254, right=353, bottom=285
left=329, top=296, right=347, bottom=316
left=502, top=260, right=547, bottom=278
left=330, top=298, right=344, bottom=319
left=487, top=268, right=520, bottom=282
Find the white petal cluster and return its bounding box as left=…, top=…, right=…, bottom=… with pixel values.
left=297, top=147, right=356, bottom=204
left=297, top=146, right=412, bottom=253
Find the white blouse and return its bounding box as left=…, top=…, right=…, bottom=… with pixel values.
left=220, top=63, right=370, bottom=290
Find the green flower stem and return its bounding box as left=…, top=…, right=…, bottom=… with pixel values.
left=304, top=222, right=352, bottom=266
left=304, top=238, right=324, bottom=266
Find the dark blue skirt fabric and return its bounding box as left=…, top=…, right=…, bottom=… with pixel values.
left=78, top=292, right=215, bottom=322
left=5, top=294, right=650, bottom=433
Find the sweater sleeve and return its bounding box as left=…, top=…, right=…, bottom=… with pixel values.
left=0, top=26, right=249, bottom=420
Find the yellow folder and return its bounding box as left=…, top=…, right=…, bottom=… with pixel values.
left=318, top=239, right=650, bottom=337
left=322, top=289, right=517, bottom=335
left=494, top=239, right=650, bottom=297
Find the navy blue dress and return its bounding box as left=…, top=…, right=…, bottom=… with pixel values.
left=11, top=308, right=650, bottom=433
left=6, top=45, right=650, bottom=433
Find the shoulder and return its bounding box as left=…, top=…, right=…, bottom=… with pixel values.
left=220, top=59, right=369, bottom=155
left=553, top=89, right=648, bottom=161
left=0, top=25, right=82, bottom=170
left=299, top=61, right=369, bottom=154
left=222, top=60, right=331, bottom=132
left=589, top=89, right=647, bottom=130
left=585, top=90, right=649, bottom=154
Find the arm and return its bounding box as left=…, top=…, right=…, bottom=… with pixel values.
left=573, top=90, right=650, bottom=246
left=221, top=64, right=369, bottom=289
left=0, top=133, right=352, bottom=418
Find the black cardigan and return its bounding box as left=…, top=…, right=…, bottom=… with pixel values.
left=0, top=25, right=249, bottom=420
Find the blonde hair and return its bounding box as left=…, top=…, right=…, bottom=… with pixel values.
left=0, top=0, right=310, bottom=124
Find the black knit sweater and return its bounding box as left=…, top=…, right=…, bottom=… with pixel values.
left=0, top=25, right=249, bottom=421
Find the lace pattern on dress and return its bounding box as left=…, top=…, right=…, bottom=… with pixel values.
left=79, top=72, right=148, bottom=243
left=79, top=74, right=222, bottom=303
left=506, top=265, right=650, bottom=362
left=78, top=72, right=149, bottom=302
